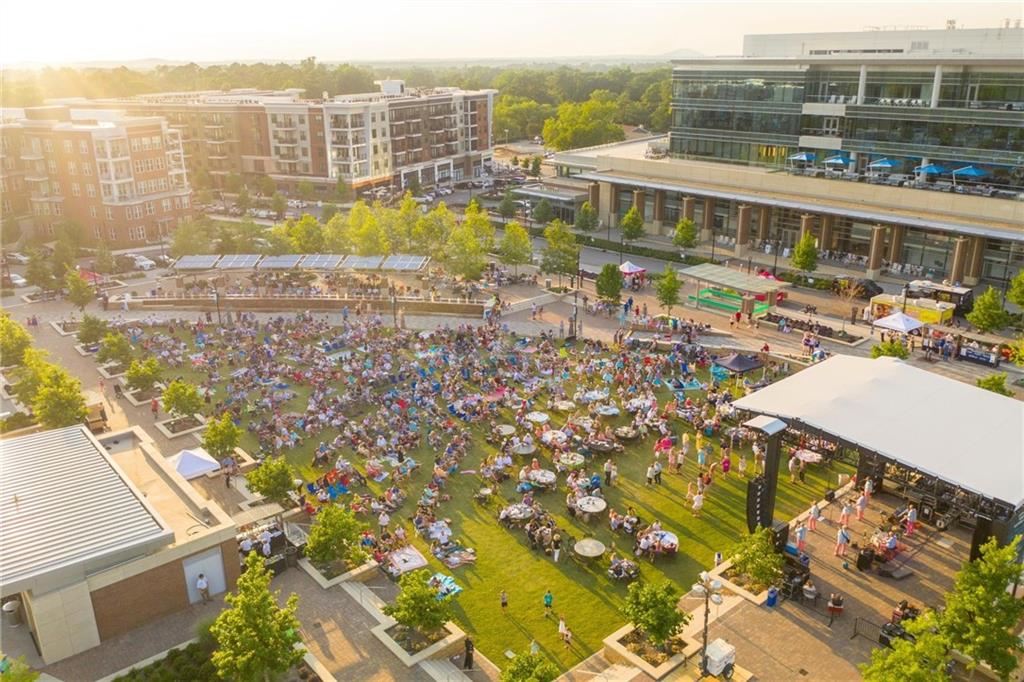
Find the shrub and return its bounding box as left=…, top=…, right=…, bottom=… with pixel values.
left=731, top=525, right=783, bottom=592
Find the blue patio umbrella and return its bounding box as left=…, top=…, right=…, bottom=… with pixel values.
left=951, top=165, right=991, bottom=178
left=867, top=158, right=899, bottom=169
left=913, top=163, right=949, bottom=175
left=787, top=151, right=816, bottom=163
left=824, top=155, right=851, bottom=166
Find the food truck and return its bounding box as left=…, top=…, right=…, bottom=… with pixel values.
left=906, top=280, right=975, bottom=316
left=869, top=293, right=956, bottom=326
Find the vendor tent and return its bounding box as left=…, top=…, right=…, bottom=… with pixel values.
left=619, top=261, right=646, bottom=275
left=169, top=447, right=219, bottom=480
left=713, top=353, right=764, bottom=374
left=873, top=311, right=923, bottom=334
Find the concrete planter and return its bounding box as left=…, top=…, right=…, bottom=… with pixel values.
left=371, top=620, right=465, bottom=668
left=97, top=362, right=128, bottom=379
left=123, top=383, right=166, bottom=407
left=49, top=320, right=80, bottom=336
left=298, top=557, right=380, bottom=589
left=74, top=342, right=100, bottom=357
left=602, top=624, right=689, bottom=680
left=153, top=413, right=208, bottom=439
left=709, top=558, right=770, bottom=606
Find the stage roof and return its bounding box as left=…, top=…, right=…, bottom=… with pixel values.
left=679, top=263, right=790, bottom=295
left=733, top=356, right=1024, bottom=506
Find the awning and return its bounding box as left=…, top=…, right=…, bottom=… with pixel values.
left=679, top=263, right=791, bottom=295
left=788, top=152, right=816, bottom=162
left=824, top=155, right=850, bottom=166
left=867, top=158, right=899, bottom=169
left=873, top=311, right=923, bottom=334
left=169, top=447, right=219, bottom=480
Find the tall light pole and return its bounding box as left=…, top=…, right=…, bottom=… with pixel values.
left=692, top=571, right=724, bottom=677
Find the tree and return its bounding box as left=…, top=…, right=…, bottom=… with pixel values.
left=25, top=251, right=55, bottom=291
left=94, top=242, right=116, bottom=274
left=574, top=201, right=598, bottom=232
left=791, top=231, right=818, bottom=273
left=236, top=187, right=251, bottom=213
left=321, top=203, right=339, bottom=223
left=976, top=373, right=1013, bottom=396
left=203, top=412, right=242, bottom=459
left=288, top=214, right=325, bottom=254
left=405, top=176, right=422, bottom=197
left=246, top=456, right=295, bottom=504
left=619, top=205, right=645, bottom=250
left=532, top=199, right=554, bottom=226
left=444, top=220, right=486, bottom=280
left=541, top=93, right=625, bottom=151
left=297, top=180, right=315, bottom=202
left=966, top=286, right=1009, bottom=333
left=225, top=172, right=243, bottom=194
left=621, top=581, right=689, bottom=650
left=498, top=191, right=517, bottom=221
left=1007, top=269, right=1024, bottom=309
left=655, top=266, right=681, bottom=318
left=0, top=313, right=32, bottom=366
left=731, top=526, right=784, bottom=591
left=383, top=569, right=454, bottom=637
left=940, top=536, right=1024, bottom=678
left=334, top=177, right=352, bottom=203
left=500, top=652, right=559, bottom=682
left=64, top=269, right=93, bottom=311
left=511, top=156, right=519, bottom=167
left=596, top=263, right=623, bottom=302
left=672, top=217, right=698, bottom=249
left=258, top=175, right=276, bottom=197
left=0, top=653, right=40, bottom=682
left=97, top=333, right=133, bottom=367
left=463, top=202, right=495, bottom=252
left=12, top=348, right=52, bottom=405
left=499, top=222, right=533, bottom=275
left=351, top=211, right=390, bottom=256
left=33, top=367, right=87, bottom=429
left=860, top=611, right=951, bottom=682
left=170, top=218, right=214, bottom=258
left=530, top=156, right=542, bottom=177
left=161, top=379, right=202, bottom=419
left=304, top=505, right=368, bottom=569
left=413, top=203, right=457, bottom=260
left=871, top=338, right=910, bottom=359
left=124, top=357, right=162, bottom=393
left=271, top=192, right=287, bottom=219
left=540, top=220, right=579, bottom=287
left=210, top=551, right=303, bottom=682
left=77, top=314, right=109, bottom=345
left=50, top=239, right=77, bottom=281
left=197, top=188, right=215, bottom=206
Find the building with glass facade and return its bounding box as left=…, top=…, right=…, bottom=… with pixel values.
left=551, top=26, right=1024, bottom=286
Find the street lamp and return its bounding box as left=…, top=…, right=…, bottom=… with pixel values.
left=692, top=571, right=724, bottom=677
left=772, top=237, right=781, bottom=276
left=389, top=283, right=398, bottom=328
left=212, top=286, right=222, bottom=325
left=504, top=129, right=509, bottom=146
left=901, top=283, right=909, bottom=313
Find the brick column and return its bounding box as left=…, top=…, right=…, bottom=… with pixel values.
left=588, top=182, right=599, bottom=208
left=652, top=189, right=666, bottom=231
left=633, top=189, right=646, bottom=223
left=949, top=237, right=969, bottom=285
left=607, top=184, right=619, bottom=228
left=701, top=197, right=715, bottom=242
left=734, top=204, right=752, bottom=257
left=820, top=215, right=834, bottom=251
left=757, top=206, right=771, bottom=242
left=865, top=225, right=886, bottom=280
left=964, top=236, right=985, bottom=286
left=799, top=214, right=815, bottom=241
left=888, top=225, right=905, bottom=264
left=681, top=196, right=695, bottom=222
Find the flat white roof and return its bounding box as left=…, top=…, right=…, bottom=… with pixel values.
left=733, top=355, right=1024, bottom=505
left=0, top=426, right=172, bottom=593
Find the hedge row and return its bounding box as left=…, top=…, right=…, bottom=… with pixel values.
left=524, top=225, right=714, bottom=266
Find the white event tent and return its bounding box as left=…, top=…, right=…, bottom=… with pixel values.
left=873, top=311, right=923, bottom=334
left=169, top=447, right=220, bottom=480
left=733, top=355, right=1024, bottom=507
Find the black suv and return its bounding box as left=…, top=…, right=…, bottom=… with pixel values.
left=831, top=277, right=883, bottom=300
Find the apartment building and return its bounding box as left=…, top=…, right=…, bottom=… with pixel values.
left=553, top=25, right=1023, bottom=286
left=70, top=80, right=497, bottom=193
left=0, top=106, right=192, bottom=248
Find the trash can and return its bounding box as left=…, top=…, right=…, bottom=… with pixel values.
left=766, top=587, right=778, bottom=607
left=545, top=278, right=552, bottom=289
left=284, top=545, right=298, bottom=568
left=3, top=599, right=22, bottom=626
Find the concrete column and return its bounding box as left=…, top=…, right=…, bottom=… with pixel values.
left=734, top=204, right=752, bottom=257
left=964, top=236, right=985, bottom=286
left=599, top=182, right=617, bottom=228
left=799, top=214, right=815, bottom=241
left=820, top=215, right=835, bottom=251
left=930, top=65, right=943, bottom=108
left=866, top=225, right=887, bottom=280
left=587, top=181, right=599, bottom=208
left=857, top=64, right=868, bottom=105
left=949, top=237, right=969, bottom=284
left=701, top=197, right=715, bottom=242
left=652, top=190, right=666, bottom=233
left=757, top=206, right=771, bottom=242
left=888, top=225, right=905, bottom=263
left=681, top=196, right=695, bottom=221
left=632, top=189, right=646, bottom=223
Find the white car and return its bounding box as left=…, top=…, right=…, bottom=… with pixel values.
left=7, top=273, right=27, bottom=287
left=5, top=252, right=29, bottom=265
left=132, top=256, right=156, bottom=271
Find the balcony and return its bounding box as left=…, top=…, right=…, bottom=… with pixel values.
left=20, top=150, right=43, bottom=161
left=204, top=123, right=225, bottom=129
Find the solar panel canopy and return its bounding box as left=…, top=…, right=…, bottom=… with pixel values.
left=301, top=254, right=345, bottom=270
left=343, top=255, right=384, bottom=270
left=382, top=255, right=429, bottom=271
left=174, top=255, right=221, bottom=270
left=259, top=255, right=302, bottom=269
left=216, top=254, right=261, bottom=269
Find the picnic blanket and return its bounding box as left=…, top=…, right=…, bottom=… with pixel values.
left=429, top=572, right=462, bottom=599
left=387, top=546, right=428, bottom=576
left=432, top=544, right=477, bottom=569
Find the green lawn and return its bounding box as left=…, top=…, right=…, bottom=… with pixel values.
left=124, top=329, right=849, bottom=671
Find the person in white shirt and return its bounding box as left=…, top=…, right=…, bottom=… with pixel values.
left=196, top=574, right=211, bottom=603
left=378, top=510, right=390, bottom=531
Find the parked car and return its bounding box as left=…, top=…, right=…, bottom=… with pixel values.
left=5, top=252, right=29, bottom=265
left=832, top=277, right=883, bottom=300
left=3, top=273, right=27, bottom=287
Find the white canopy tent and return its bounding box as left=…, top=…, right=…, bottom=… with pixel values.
left=733, top=355, right=1024, bottom=506
left=619, top=261, right=646, bottom=275
left=169, top=447, right=220, bottom=480
left=873, top=311, right=923, bottom=334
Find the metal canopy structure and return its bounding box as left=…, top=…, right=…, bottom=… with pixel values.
left=343, top=255, right=385, bottom=270
left=216, top=254, right=261, bottom=270
left=679, top=263, right=791, bottom=295
left=300, top=254, right=345, bottom=270
left=258, top=255, right=302, bottom=270
left=382, top=255, right=429, bottom=272
left=174, top=255, right=221, bottom=271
